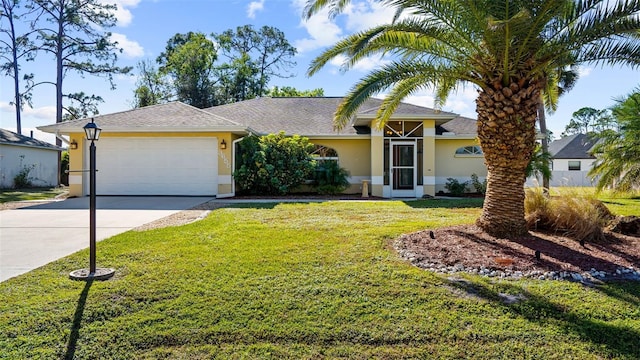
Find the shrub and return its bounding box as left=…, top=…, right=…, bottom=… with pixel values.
left=470, top=173, right=487, bottom=195
left=445, top=178, right=468, bottom=197
left=312, top=160, right=350, bottom=195
left=60, top=151, right=69, bottom=186
left=524, top=187, right=552, bottom=229
left=234, top=132, right=315, bottom=195
left=13, top=155, right=35, bottom=189
left=525, top=187, right=613, bottom=243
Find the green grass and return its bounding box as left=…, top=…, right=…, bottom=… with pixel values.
left=0, top=187, right=66, bottom=203
left=2, top=199, right=639, bottom=359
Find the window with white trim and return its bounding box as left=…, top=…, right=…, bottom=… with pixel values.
left=311, top=145, right=338, bottom=161
left=568, top=161, right=581, bottom=171
left=455, top=146, right=483, bottom=156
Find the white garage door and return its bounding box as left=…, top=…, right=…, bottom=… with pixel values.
left=87, top=137, right=218, bottom=196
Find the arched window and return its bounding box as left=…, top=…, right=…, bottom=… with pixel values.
left=455, top=146, right=483, bottom=156
left=311, top=145, right=338, bottom=159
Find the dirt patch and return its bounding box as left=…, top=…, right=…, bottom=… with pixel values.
left=395, top=224, right=640, bottom=280
left=132, top=200, right=231, bottom=231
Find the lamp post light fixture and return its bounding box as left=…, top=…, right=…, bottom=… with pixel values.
left=69, top=118, right=115, bottom=281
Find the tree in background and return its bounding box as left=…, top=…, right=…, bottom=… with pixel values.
left=589, top=88, right=640, bottom=193
left=267, top=86, right=324, bottom=97
left=154, top=26, right=297, bottom=108
left=31, top=0, right=131, bottom=133
left=0, top=0, right=38, bottom=134
left=132, top=60, right=172, bottom=108
left=214, top=25, right=297, bottom=102
left=157, top=32, right=218, bottom=108
left=562, top=107, right=612, bottom=137
left=305, top=0, right=640, bottom=238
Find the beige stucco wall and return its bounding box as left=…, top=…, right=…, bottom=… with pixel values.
left=310, top=138, right=371, bottom=194
left=66, top=132, right=234, bottom=197
left=422, top=120, right=437, bottom=197
left=67, top=133, right=85, bottom=197
left=434, top=138, right=487, bottom=193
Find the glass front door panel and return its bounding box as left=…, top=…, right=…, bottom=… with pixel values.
left=392, top=144, right=415, bottom=190
left=394, top=168, right=414, bottom=189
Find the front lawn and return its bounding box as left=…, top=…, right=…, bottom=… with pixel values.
left=1, top=200, right=639, bottom=359
left=0, top=187, right=66, bottom=203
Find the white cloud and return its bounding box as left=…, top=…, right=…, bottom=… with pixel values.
left=247, top=0, right=265, bottom=19
left=292, top=0, right=343, bottom=53
left=401, top=85, right=478, bottom=118
left=101, top=0, right=140, bottom=27
left=292, top=0, right=395, bottom=64
left=329, top=54, right=390, bottom=72
left=578, top=66, right=593, bottom=77
left=294, top=10, right=343, bottom=52
left=110, top=33, right=144, bottom=58
left=0, top=102, right=57, bottom=121
left=342, top=0, right=395, bottom=32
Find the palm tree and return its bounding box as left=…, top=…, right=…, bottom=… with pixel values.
left=589, top=88, right=640, bottom=193
left=305, top=0, right=640, bottom=238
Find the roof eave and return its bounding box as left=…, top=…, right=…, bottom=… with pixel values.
left=0, top=142, right=63, bottom=151
left=436, top=134, right=477, bottom=140
left=37, top=125, right=249, bottom=134
left=353, top=114, right=458, bottom=126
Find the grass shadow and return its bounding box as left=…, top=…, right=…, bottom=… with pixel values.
left=64, top=280, right=93, bottom=360
left=446, top=278, right=640, bottom=359
left=402, top=198, right=484, bottom=209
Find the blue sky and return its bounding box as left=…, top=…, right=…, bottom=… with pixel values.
left=1, top=0, right=639, bottom=144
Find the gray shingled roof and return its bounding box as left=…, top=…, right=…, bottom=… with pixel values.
left=37, top=98, right=475, bottom=137
left=437, top=116, right=477, bottom=135
left=548, top=133, right=597, bottom=159
left=205, top=97, right=461, bottom=136
left=38, top=102, right=241, bottom=133
left=0, top=128, right=62, bottom=151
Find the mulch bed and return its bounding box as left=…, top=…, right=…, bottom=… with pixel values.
left=396, top=224, right=640, bottom=274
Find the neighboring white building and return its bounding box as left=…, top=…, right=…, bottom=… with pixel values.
left=0, top=129, right=63, bottom=188
left=527, top=133, right=597, bottom=187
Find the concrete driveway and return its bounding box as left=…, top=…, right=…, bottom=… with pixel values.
left=0, top=196, right=214, bottom=282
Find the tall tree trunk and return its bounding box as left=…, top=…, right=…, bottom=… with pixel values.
left=12, top=46, right=22, bottom=135
left=475, top=80, right=541, bottom=238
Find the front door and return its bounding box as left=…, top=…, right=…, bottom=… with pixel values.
left=391, top=142, right=416, bottom=197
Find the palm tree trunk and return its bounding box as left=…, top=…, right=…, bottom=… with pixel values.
left=475, top=80, right=541, bottom=238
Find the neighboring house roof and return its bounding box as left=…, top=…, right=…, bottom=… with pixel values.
left=205, top=97, right=461, bottom=136
left=0, top=128, right=62, bottom=151
left=548, top=133, right=597, bottom=159
left=37, top=102, right=244, bottom=134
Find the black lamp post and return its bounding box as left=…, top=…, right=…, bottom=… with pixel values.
left=70, top=118, right=114, bottom=281
left=84, top=119, right=100, bottom=274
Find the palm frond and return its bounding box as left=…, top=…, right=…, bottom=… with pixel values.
left=333, top=60, right=469, bottom=129
left=303, top=0, right=352, bottom=19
